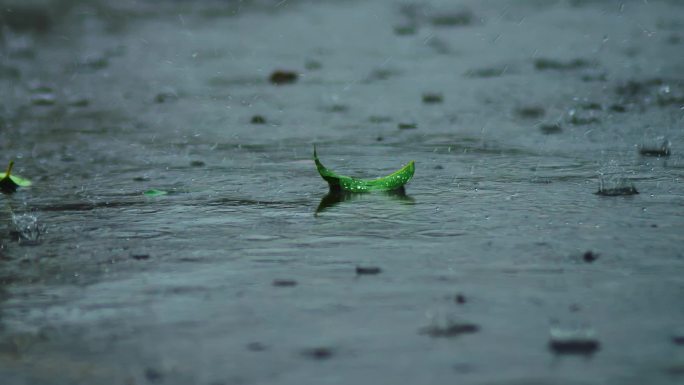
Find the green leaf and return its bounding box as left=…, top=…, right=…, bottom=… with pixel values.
left=0, top=161, right=32, bottom=193
left=143, top=189, right=168, bottom=197
left=313, top=146, right=415, bottom=192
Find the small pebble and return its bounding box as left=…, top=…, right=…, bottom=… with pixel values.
left=251, top=115, right=266, bottom=124
left=272, top=279, right=298, bottom=287
left=534, top=58, right=591, bottom=71
left=269, top=70, right=298, bottom=85
left=421, top=321, right=479, bottom=338
left=398, top=123, right=417, bottom=130
left=356, top=266, right=382, bottom=275
left=548, top=328, right=600, bottom=355
left=422, top=93, right=444, bottom=104
left=583, top=251, right=599, bottom=263
left=301, top=347, right=334, bottom=360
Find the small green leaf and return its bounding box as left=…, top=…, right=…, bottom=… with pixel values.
left=0, top=161, right=32, bottom=193
left=9, top=175, right=32, bottom=187
left=143, top=189, right=168, bottom=197
left=313, top=146, right=415, bottom=192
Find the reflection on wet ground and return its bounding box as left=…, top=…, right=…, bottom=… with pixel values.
left=315, top=188, right=414, bottom=215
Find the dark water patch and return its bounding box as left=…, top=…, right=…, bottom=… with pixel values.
left=206, top=197, right=310, bottom=209
left=515, top=106, right=545, bottom=119
left=365, top=68, right=400, bottom=83
left=580, top=68, right=607, bottom=82
left=304, top=60, right=322, bottom=70
left=368, top=116, right=392, bottom=124
left=667, top=363, right=684, bottom=376
left=569, top=0, right=606, bottom=7
left=567, top=110, right=600, bottom=125
left=673, top=334, right=684, bottom=346
left=189, top=160, right=205, bottom=167
left=614, top=78, right=667, bottom=99
left=67, top=97, right=90, bottom=107
left=321, top=104, right=349, bottom=113
left=666, top=34, right=681, bottom=44
left=579, top=102, right=602, bottom=111
left=246, top=342, right=267, bottom=352
left=464, top=66, right=508, bottom=78
left=394, top=24, right=417, bottom=36
left=144, top=367, right=164, bottom=383
left=74, top=54, right=109, bottom=72
left=539, top=123, right=562, bottom=135
left=430, top=10, right=474, bottom=27
left=454, top=294, right=467, bottom=304
left=0, top=5, right=52, bottom=33
left=609, top=104, right=627, bottom=113
left=36, top=199, right=146, bottom=212
left=0, top=65, right=21, bottom=79
left=416, top=230, right=465, bottom=238
left=131, top=254, right=150, bottom=261
left=426, top=37, right=452, bottom=55
left=534, top=58, right=594, bottom=71
left=154, top=89, right=178, bottom=103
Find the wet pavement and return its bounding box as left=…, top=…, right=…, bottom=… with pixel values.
left=1, top=0, right=684, bottom=384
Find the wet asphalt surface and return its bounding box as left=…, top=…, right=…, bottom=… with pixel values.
left=1, top=0, right=684, bottom=384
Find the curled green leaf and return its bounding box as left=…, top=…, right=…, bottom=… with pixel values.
left=143, top=189, right=168, bottom=197
left=0, top=161, right=32, bottom=193
left=314, top=146, right=415, bottom=192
